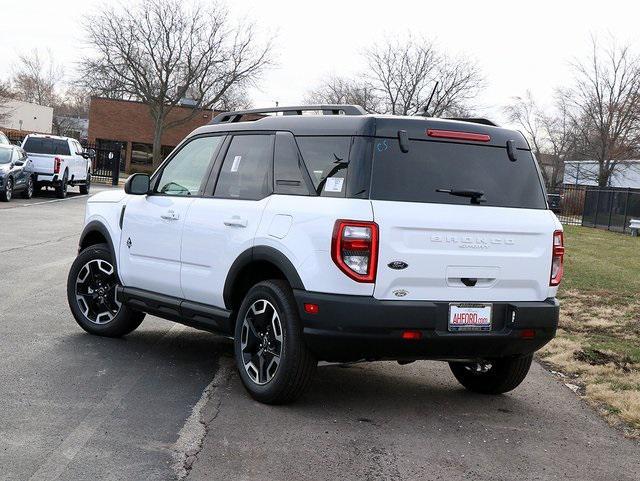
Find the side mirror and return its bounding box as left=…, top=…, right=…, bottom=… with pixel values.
left=124, top=173, right=150, bottom=195
left=80, top=152, right=91, bottom=160
left=14, top=160, right=24, bottom=166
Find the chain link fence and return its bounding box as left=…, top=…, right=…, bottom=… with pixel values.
left=550, top=185, right=640, bottom=234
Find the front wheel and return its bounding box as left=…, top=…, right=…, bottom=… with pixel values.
left=234, top=280, right=317, bottom=404
left=67, top=243, right=145, bottom=337
left=449, top=354, right=533, bottom=394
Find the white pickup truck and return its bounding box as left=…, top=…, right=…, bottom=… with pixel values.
left=22, top=134, right=91, bottom=198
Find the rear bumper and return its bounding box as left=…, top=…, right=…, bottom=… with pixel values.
left=293, top=290, right=559, bottom=362
left=35, top=173, right=59, bottom=185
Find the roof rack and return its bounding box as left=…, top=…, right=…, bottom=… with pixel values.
left=209, top=105, right=367, bottom=124
left=444, top=117, right=499, bottom=127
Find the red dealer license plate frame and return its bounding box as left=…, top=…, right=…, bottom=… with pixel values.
left=448, top=303, right=493, bottom=332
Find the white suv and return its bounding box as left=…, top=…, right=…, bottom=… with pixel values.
left=66, top=105, right=563, bottom=404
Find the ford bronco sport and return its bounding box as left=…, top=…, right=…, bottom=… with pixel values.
left=67, top=105, right=563, bottom=404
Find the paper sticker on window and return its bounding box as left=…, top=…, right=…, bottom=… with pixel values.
left=324, top=177, right=344, bottom=193
left=313, top=170, right=323, bottom=183
left=231, top=155, right=242, bottom=172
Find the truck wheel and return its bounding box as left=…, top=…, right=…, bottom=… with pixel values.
left=55, top=172, right=68, bottom=199
left=234, top=280, right=317, bottom=404
left=67, top=243, right=145, bottom=337
left=80, top=171, right=91, bottom=195
left=449, top=354, right=533, bottom=394
left=21, top=176, right=34, bottom=199
left=0, top=177, right=12, bottom=202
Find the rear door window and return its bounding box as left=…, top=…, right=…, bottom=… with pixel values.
left=23, top=137, right=71, bottom=156
left=214, top=134, right=273, bottom=200
left=370, top=139, right=547, bottom=209
left=296, top=136, right=351, bottom=197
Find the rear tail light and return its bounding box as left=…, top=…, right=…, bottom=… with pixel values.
left=550, top=230, right=565, bottom=286
left=331, top=220, right=378, bottom=283
left=54, top=157, right=62, bottom=174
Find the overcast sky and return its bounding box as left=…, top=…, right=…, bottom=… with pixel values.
left=2, top=0, right=640, bottom=126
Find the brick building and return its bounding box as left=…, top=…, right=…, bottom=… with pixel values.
left=88, top=97, right=217, bottom=173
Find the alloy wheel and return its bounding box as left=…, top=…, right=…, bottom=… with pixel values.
left=240, top=299, right=284, bottom=385
left=75, top=259, right=121, bottom=324
left=5, top=179, right=12, bottom=200
left=26, top=177, right=33, bottom=197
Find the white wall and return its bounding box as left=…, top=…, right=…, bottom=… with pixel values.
left=0, top=100, right=53, bottom=133
left=564, top=161, right=640, bottom=189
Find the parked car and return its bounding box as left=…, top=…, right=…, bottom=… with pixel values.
left=547, top=193, right=562, bottom=213
left=21, top=134, right=91, bottom=198
left=0, top=144, right=34, bottom=201
left=67, top=105, right=563, bottom=404
left=0, top=131, right=10, bottom=145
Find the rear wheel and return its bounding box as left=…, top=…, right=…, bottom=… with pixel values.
left=21, top=176, right=34, bottom=199
left=67, top=243, right=145, bottom=337
left=0, top=177, right=13, bottom=202
left=449, top=354, right=533, bottom=394
left=55, top=172, right=68, bottom=199
left=234, top=280, right=317, bottom=404
left=79, top=171, right=91, bottom=195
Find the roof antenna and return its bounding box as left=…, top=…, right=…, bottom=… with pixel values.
left=421, top=81, right=439, bottom=117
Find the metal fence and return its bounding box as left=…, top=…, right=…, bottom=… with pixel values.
left=551, top=185, right=640, bottom=234
left=6, top=131, right=122, bottom=185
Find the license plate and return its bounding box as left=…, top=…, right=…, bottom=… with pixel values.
left=448, top=303, right=492, bottom=332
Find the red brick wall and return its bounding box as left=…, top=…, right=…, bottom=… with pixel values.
left=88, top=97, right=216, bottom=145
left=88, top=97, right=217, bottom=172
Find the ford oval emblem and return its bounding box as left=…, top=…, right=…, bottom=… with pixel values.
left=388, top=261, right=408, bottom=270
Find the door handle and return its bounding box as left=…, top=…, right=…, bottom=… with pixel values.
left=224, top=216, right=248, bottom=227
left=161, top=210, right=180, bottom=221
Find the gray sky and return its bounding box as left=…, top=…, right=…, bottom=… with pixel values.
left=2, top=0, right=640, bottom=126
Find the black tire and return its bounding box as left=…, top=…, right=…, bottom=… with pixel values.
left=79, top=171, right=91, bottom=195
left=33, top=182, right=42, bottom=195
left=67, top=243, right=145, bottom=337
left=449, top=354, right=533, bottom=394
left=55, top=171, right=68, bottom=199
left=1, top=177, right=13, bottom=202
left=21, top=176, right=34, bottom=199
left=234, top=279, right=317, bottom=404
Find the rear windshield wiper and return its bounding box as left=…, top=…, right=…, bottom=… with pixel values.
left=436, top=188, right=486, bottom=205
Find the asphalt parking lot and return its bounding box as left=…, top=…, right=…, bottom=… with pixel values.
left=1, top=185, right=639, bottom=481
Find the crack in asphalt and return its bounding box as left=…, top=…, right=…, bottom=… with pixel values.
left=172, top=356, right=234, bottom=480
left=0, top=233, right=80, bottom=254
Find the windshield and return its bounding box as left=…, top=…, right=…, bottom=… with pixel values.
left=0, top=148, right=12, bottom=164
left=370, top=139, right=547, bottom=209
left=23, top=137, right=71, bottom=156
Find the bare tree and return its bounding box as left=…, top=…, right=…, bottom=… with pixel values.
left=307, top=37, right=483, bottom=117
left=560, top=36, right=640, bottom=186
left=365, top=36, right=483, bottom=116
left=80, top=0, right=272, bottom=165
left=304, top=76, right=379, bottom=112
left=0, top=81, right=14, bottom=125
left=10, top=49, right=63, bottom=107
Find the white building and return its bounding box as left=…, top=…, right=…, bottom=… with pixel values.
left=0, top=100, right=53, bottom=133
left=563, top=160, right=640, bottom=189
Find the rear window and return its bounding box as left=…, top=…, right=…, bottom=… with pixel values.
left=23, top=137, right=70, bottom=156
left=296, top=136, right=351, bottom=197
left=370, top=139, right=547, bottom=209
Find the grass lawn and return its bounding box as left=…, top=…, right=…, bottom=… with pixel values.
left=538, top=225, right=640, bottom=434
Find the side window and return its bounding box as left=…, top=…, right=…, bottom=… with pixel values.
left=273, top=132, right=312, bottom=196
left=156, top=136, right=222, bottom=196
left=214, top=134, right=273, bottom=200
left=296, top=136, right=351, bottom=197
